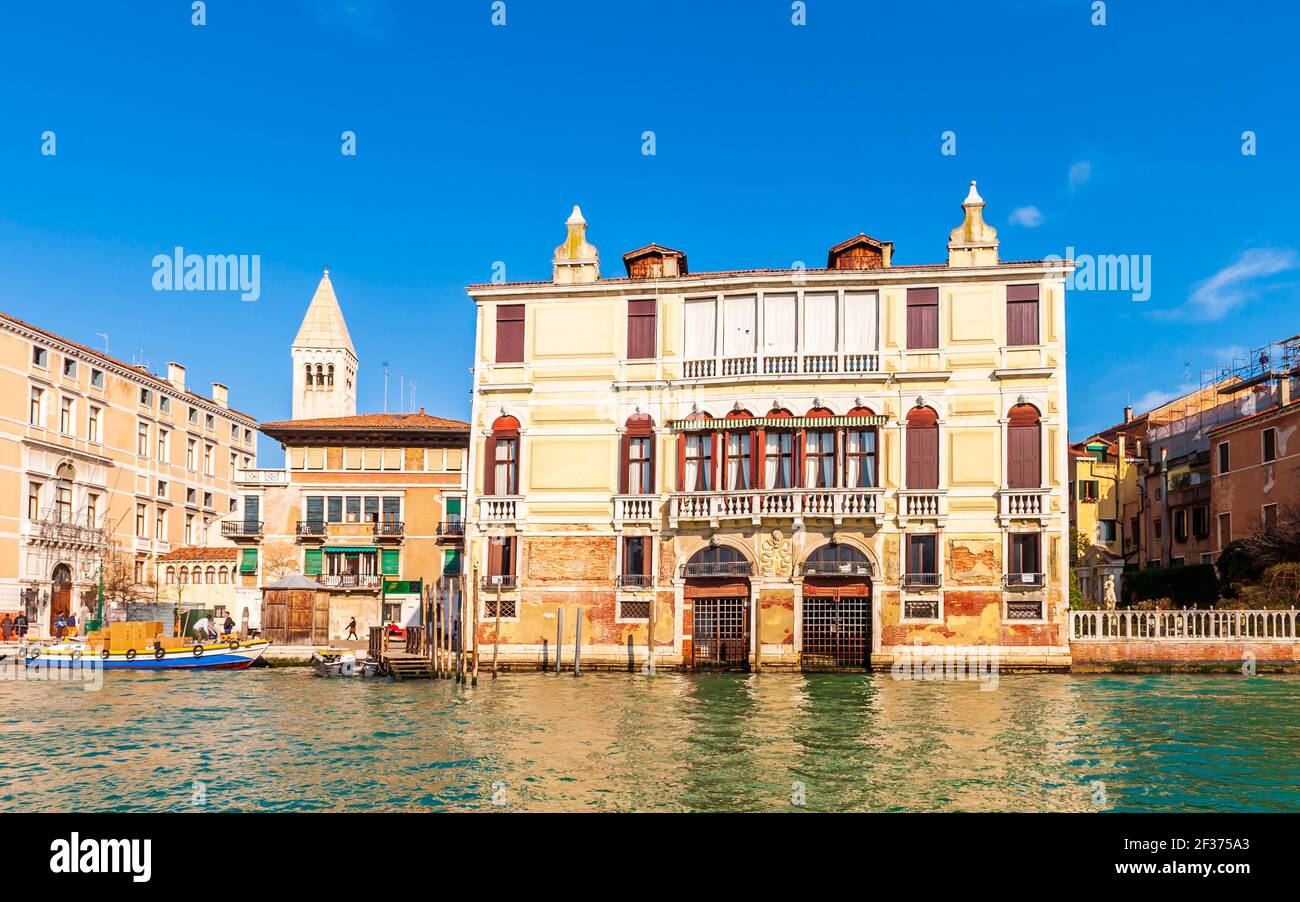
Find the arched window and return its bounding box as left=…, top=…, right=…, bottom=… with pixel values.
left=723, top=409, right=754, bottom=490
left=683, top=544, right=752, bottom=578
left=1007, top=403, right=1042, bottom=489
left=315, top=364, right=324, bottom=386
left=54, top=462, right=75, bottom=522
left=218, top=567, right=228, bottom=584
left=845, top=406, right=879, bottom=488
left=206, top=566, right=216, bottom=584
left=803, top=543, right=872, bottom=576
left=327, top=364, right=335, bottom=387
left=906, top=406, right=939, bottom=489
left=764, top=408, right=796, bottom=489
left=678, top=411, right=715, bottom=492
left=304, top=364, right=313, bottom=389
left=485, top=416, right=520, bottom=496
left=620, top=414, right=655, bottom=494
left=166, top=566, right=176, bottom=584
left=179, top=568, right=189, bottom=585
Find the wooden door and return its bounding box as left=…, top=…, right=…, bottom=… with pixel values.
left=286, top=590, right=314, bottom=645
left=262, top=592, right=287, bottom=644
left=50, top=584, right=72, bottom=632
left=311, top=593, right=330, bottom=645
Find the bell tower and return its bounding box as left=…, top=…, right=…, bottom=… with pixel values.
left=291, top=268, right=358, bottom=419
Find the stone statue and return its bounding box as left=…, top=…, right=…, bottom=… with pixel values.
left=1103, top=574, right=1118, bottom=611
left=759, top=529, right=792, bottom=579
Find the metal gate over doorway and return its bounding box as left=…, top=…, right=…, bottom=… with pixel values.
left=691, top=595, right=749, bottom=669
left=800, top=543, right=873, bottom=671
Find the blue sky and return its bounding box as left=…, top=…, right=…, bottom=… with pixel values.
left=2, top=0, right=1298, bottom=465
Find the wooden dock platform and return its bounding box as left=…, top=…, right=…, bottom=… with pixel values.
left=369, top=627, right=435, bottom=679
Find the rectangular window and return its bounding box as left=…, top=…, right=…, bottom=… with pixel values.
left=1218, top=512, right=1232, bottom=549
left=1263, top=427, right=1277, bottom=463
left=627, top=436, right=653, bottom=493
left=345, top=496, right=361, bottom=523
left=364, top=496, right=380, bottom=523
left=30, top=387, right=44, bottom=426
left=205, top=413, right=215, bottom=431
left=203, top=491, right=213, bottom=508
left=724, top=432, right=751, bottom=491
left=620, top=537, right=652, bottom=602
left=1217, top=441, right=1230, bottom=474
left=1098, top=519, right=1117, bottom=543
left=845, top=429, right=878, bottom=487
left=135, top=504, right=146, bottom=536
left=1006, top=284, right=1040, bottom=346
left=723, top=294, right=757, bottom=357
left=487, top=536, right=516, bottom=578
left=1008, top=533, right=1041, bottom=580
left=140, top=388, right=152, bottom=407
left=187, top=438, right=197, bottom=470
left=60, top=397, right=73, bottom=433
left=906, top=287, right=939, bottom=350
left=906, top=534, right=938, bottom=583
left=627, top=299, right=656, bottom=359
left=843, top=291, right=879, bottom=353
left=137, top=422, right=149, bottom=457
left=305, top=496, right=325, bottom=524
left=88, top=406, right=101, bottom=443
left=1173, top=509, right=1188, bottom=543
left=683, top=434, right=713, bottom=491
left=763, top=293, right=797, bottom=355
left=1192, top=505, right=1210, bottom=539
left=1153, top=517, right=1162, bottom=540
left=803, top=293, right=837, bottom=353
left=187, top=487, right=197, bottom=504
left=804, top=430, right=836, bottom=488
left=304, top=548, right=323, bottom=576
left=1078, top=480, right=1099, bottom=502
left=33, top=346, right=48, bottom=367
left=1129, top=517, right=1140, bottom=547
left=381, top=548, right=400, bottom=576
left=240, top=549, right=258, bottom=574
left=493, top=438, right=519, bottom=495
left=155, top=511, right=165, bottom=539
left=382, top=496, right=401, bottom=523
left=62, top=357, right=77, bottom=378
left=765, top=431, right=795, bottom=489
left=90, top=368, right=104, bottom=389
left=157, top=480, right=167, bottom=499
left=495, top=304, right=525, bottom=363
left=28, top=482, right=42, bottom=520
left=185, top=514, right=194, bottom=543
left=327, top=496, right=343, bottom=523
left=87, top=493, right=99, bottom=527
left=1263, top=503, right=1278, bottom=530
left=684, top=298, right=718, bottom=359
left=160, top=397, right=170, bottom=415
left=204, top=444, right=214, bottom=475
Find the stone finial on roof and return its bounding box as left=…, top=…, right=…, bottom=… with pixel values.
left=553, top=204, right=600, bottom=285
left=947, top=179, right=999, bottom=267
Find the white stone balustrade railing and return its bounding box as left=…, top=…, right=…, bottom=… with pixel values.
left=669, top=488, right=883, bottom=526
left=236, top=468, right=289, bottom=486
left=613, top=495, right=656, bottom=525
left=899, top=490, right=944, bottom=518
left=1070, top=609, right=1299, bottom=641
left=478, top=496, right=524, bottom=525
left=680, top=353, right=882, bottom=380
left=999, top=489, right=1051, bottom=522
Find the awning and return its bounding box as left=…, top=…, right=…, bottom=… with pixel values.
left=324, top=546, right=378, bottom=554
left=669, top=415, right=889, bottom=431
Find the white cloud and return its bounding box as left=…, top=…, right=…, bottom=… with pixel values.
left=1178, top=248, right=1298, bottom=322
left=1068, top=161, right=1092, bottom=192
left=1133, top=385, right=1193, bottom=415
left=1008, top=206, right=1044, bottom=228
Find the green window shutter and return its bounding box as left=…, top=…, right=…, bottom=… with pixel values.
left=446, top=497, right=462, bottom=516
left=443, top=549, right=462, bottom=575
left=240, top=548, right=258, bottom=574
left=381, top=548, right=400, bottom=576
left=304, top=548, right=323, bottom=576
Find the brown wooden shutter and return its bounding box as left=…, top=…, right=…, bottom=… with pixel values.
left=906, top=288, right=939, bottom=350
left=1006, top=284, right=1039, bottom=346
left=1007, top=405, right=1041, bottom=488
left=618, top=433, right=630, bottom=494
left=627, top=299, right=656, bottom=359
left=496, top=305, right=525, bottom=363
left=906, top=408, right=939, bottom=489
left=483, top=435, right=497, bottom=496
left=710, top=432, right=720, bottom=490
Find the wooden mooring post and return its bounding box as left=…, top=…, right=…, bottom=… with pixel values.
left=646, top=595, right=655, bottom=675
left=555, top=607, right=563, bottom=674
left=493, top=579, right=501, bottom=678
left=471, top=573, right=481, bottom=687
left=573, top=607, right=582, bottom=677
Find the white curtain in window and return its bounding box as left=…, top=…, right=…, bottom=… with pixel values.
left=844, top=291, right=879, bottom=352
left=684, top=435, right=704, bottom=490
left=846, top=429, right=877, bottom=487
left=684, top=299, right=717, bottom=359
left=724, top=295, right=756, bottom=356
left=805, top=432, right=834, bottom=487
left=804, top=293, right=837, bottom=353
left=765, top=433, right=792, bottom=488
left=727, top=433, right=751, bottom=489
left=763, top=293, right=797, bottom=354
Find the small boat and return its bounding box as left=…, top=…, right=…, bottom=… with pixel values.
left=24, top=638, right=270, bottom=671
left=311, top=647, right=379, bottom=677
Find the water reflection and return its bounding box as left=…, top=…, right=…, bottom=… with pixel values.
left=0, top=670, right=1296, bottom=812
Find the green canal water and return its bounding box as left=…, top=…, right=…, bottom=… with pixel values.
left=1, top=669, right=1297, bottom=812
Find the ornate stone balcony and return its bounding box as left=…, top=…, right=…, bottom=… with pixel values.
left=478, top=496, right=525, bottom=529
left=613, top=495, right=656, bottom=528
left=997, top=488, right=1053, bottom=526
left=896, top=490, right=947, bottom=527
left=668, top=488, right=883, bottom=528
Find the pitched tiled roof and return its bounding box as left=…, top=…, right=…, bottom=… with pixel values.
left=0, top=310, right=258, bottom=422
left=293, top=271, right=355, bottom=355
left=159, top=547, right=239, bottom=562
left=259, top=411, right=470, bottom=432
left=1208, top=399, right=1300, bottom=436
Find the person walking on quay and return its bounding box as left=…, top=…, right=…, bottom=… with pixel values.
left=1, top=614, right=12, bottom=641
left=345, top=616, right=358, bottom=641
left=14, top=613, right=28, bottom=639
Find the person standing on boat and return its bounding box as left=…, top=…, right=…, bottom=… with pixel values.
left=54, top=614, right=67, bottom=639
left=14, top=613, right=28, bottom=639
left=191, top=615, right=215, bottom=643
left=345, top=616, right=358, bottom=641
left=223, top=614, right=235, bottom=637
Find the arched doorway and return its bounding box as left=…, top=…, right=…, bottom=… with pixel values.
left=50, top=563, right=73, bottom=632
left=683, top=545, right=752, bottom=670
left=800, top=543, right=873, bottom=670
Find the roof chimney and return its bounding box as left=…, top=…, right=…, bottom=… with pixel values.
left=552, top=205, right=600, bottom=285
left=947, top=180, right=999, bottom=267
left=212, top=383, right=228, bottom=408
left=1123, top=405, right=1133, bottom=423
left=167, top=362, right=186, bottom=392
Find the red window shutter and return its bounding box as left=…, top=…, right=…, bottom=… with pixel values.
left=1008, top=423, right=1041, bottom=488
left=618, top=433, right=630, bottom=494
left=647, top=434, right=656, bottom=493
left=1007, top=285, right=1039, bottom=347
left=680, top=435, right=688, bottom=492
left=710, top=432, right=720, bottom=490
left=752, top=429, right=764, bottom=488
left=627, top=299, right=656, bottom=359
left=906, top=424, right=939, bottom=489
left=496, top=305, right=525, bottom=363
left=906, top=288, right=939, bottom=350
left=483, top=436, right=497, bottom=496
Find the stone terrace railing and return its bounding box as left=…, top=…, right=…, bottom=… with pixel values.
left=1071, top=609, right=1299, bottom=641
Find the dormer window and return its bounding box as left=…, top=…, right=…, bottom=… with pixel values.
left=622, top=244, right=687, bottom=280
left=827, top=233, right=893, bottom=271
